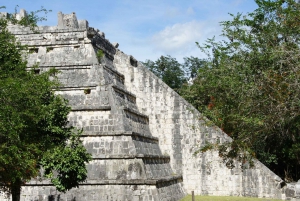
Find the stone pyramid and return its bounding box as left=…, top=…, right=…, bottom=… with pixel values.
left=2, top=10, right=299, bottom=201
left=5, top=11, right=185, bottom=201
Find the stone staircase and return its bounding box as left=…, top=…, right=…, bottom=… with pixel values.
left=3, top=11, right=185, bottom=201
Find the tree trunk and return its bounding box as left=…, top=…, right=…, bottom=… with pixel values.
left=11, top=179, right=21, bottom=201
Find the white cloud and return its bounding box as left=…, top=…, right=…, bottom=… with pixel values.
left=149, top=20, right=224, bottom=61
left=152, top=21, right=203, bottom=52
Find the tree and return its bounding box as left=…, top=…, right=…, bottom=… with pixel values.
left=182, top=56, right=206, bottom=81
left=181, top=0, right=300, bottom=181
left=0, top=8, right=91, bottom=201
left=143, top=55, right=186, bottom=92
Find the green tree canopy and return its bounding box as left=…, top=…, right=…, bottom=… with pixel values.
left=143, top=55, right=186, bottom=92
left=182, top=56, right=207, bottom=81
left=143, top=55, right=206, bottom=92
left=0, top=8, right=91, bottom=201
left=180, top=0, right=300, bottom=181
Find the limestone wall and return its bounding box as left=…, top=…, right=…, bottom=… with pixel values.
left=19, top=184, right=183, bottom=201
left=113, top=51, right=288, bottom=199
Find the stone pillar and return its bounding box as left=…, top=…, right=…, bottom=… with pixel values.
left=15, top=9, right=27, bottom=20
left=57, top=12, right=79, bottom=29
left=57, top=11, right=64, bottom=28
left=78, top=20, right=89, bottom=29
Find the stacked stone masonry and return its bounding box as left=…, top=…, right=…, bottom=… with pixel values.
left=1, top=10, right=300, bottom=200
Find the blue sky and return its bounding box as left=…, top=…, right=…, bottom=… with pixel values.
left=1, top=0, right=258, bottom=62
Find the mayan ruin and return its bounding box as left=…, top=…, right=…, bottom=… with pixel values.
left=1, top=9, right=300, bottom=201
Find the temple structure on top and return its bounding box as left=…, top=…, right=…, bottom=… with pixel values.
left=1, top=10, right=299, bottom=201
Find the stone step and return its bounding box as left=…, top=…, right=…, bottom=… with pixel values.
left=55, top=87, right=111, bottom=110
left=19, top=38, right=85, bottom=46
left=86, top=158, right=173, bottom=181
left=103, top=65, right=125, bottom=87
left=27, top=65, right=92, bottom=70
left=26, top=175, right=182, bottom=186
left=8, top=24, right=87, bottom=35
left=123, top=107, right=149, bottom=122
left=71, top=105, right=111, bottom=111
left=82, top=135, right=163, bottom=158
left=68, top=110, right=124, bottom=134
left=112, top=85, right=138, bottom=109
left=88, top=155, right=170, bottom=159
left=143, top=158, right=176, bottom=179
left=21, top=182, right=185, bottom=201
left=25, top=43, right=98, bottom=67
left=84, top=176, right=183, bottom=185
left=68, top=108, right=151, bottom=135
left=91, top=30, right=116, bottom=58
left=122, top=107, right=151, bottom=135
left=57, top=85, right=97, bottom=90
left=80, top=131, right=158, bottom=140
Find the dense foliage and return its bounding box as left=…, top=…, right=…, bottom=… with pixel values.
left=0, top=8, right=91, bottom=201
left=143, top=55, right=186, bottom=92
left=143, top=55, right=205, bottom=92
left=180, top=0, right=300, bottom=181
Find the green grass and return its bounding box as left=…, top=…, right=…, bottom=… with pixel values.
left=180, top=195, right=282, bottom=201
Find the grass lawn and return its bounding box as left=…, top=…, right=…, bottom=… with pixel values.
left=180, top=195, right=283, bottom=201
